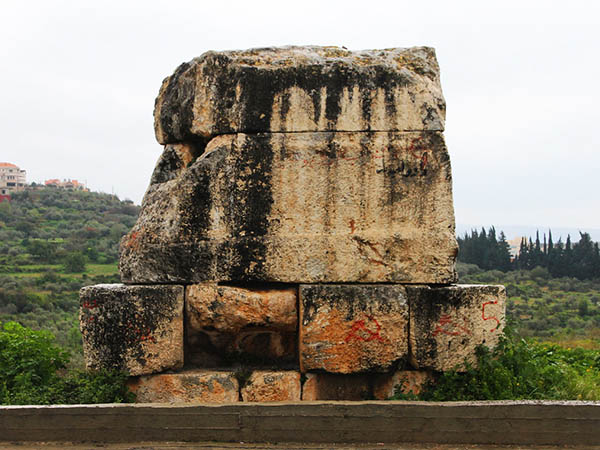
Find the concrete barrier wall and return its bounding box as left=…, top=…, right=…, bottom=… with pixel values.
left=1, top=401, right=599, bottom=446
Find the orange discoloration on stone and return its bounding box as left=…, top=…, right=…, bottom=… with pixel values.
left=299, top=285, right=408, bottom=374
left=186, top=284, right=298, bottom=365
left=129, top=371, right=239, bottom=403
left=373, top=370, right=433, bottom=400
left=241, top=371, right=301, bottom=402
left=187, top=284, right=297, bottom=331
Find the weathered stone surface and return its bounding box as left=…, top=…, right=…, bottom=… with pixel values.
left=373, top=370, right=433, bottom=400
left=408, top=284, right=506, bottom=372
left=299, top=284, right=408, bottom=374
left=79, top=284, right=183, bottom=376
left=241, top=371, right=301, bottom=402
left=185, top=284, right=297, bottom=366
left=301, top=373, right=371, bottom=401
left=120, top=131, right=457, bottom=284
left=154, top=46, right=445, bottom=144
left=128, top=370, right=239, bottom=403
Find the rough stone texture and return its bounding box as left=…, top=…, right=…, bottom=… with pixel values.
left=240, top=371, right=301, bottom=402
left=372, top=370, right=433, bottom=400
left=408, top=284, right=506, bottom=372
left=301, top=373, right=371, bottom=401
left=128, top=370, right=239, bottom=403
left=79, top=284, right=184, bottom=376
left=120, top=131, right=457, bottom=284
left=154, top=46, right=445, bottom=144
left=299, top=284, right=408, bottom=374
left=185, top=284, right=297, bottom=366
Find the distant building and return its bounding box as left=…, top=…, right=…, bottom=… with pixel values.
left=0, top=162, right=27, bottom=201
left=44, top=179, right=89, bottom=191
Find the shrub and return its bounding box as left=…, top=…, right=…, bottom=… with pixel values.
left=395, top=328, right=600, bottom=401
left=0, top=321, right=134, bottom=405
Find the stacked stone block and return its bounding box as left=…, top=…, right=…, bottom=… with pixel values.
left=80, top=46, right=505, bottom=402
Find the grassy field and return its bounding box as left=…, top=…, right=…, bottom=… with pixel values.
left=458, top=263, right=600, bottom=349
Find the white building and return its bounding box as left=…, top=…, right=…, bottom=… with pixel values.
left=0, top=162, right=27, bottom=195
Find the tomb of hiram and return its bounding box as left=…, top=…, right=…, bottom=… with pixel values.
left=80, top=46, right=505, bottom=402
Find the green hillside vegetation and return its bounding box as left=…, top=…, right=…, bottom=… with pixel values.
left=0, top=188, right=139, bottom=365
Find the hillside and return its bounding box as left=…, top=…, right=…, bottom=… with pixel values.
left=0, top=188, right=139, bottom=365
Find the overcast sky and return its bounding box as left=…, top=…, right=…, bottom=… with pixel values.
left=2, top=0, right=599, bottom=231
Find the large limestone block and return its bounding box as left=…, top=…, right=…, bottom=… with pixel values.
left=240, top=371, right=301, bottom=402
left=299, top=284, right=409, bottom=374
left=408, top=284, right=506, bottom=372
left=154, top=46, right=445, bottom=144
left=79, top=284, right=184, bottom=376
left=128, top=370, right=239, bottom=403
left=120, top=131, right=457, bottom=284
left=185, top=284, right=297, bottom=366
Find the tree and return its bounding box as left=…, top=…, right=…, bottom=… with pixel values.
left=496, top=232, right=512, bottom=272
left=63, top=252, right=86, bottom=273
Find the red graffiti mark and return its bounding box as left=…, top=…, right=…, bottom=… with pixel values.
left=86, top=315, right=95, bottom=323
left=345, top=315, right=384, bottom=343
left=139, top=333, right=157, bottom=344
left=128, top=322, right=157, bottom=344
left=124, top=229, right=143, bottom=251
left=349, top=219, right=356, bottom=234
left=433, top=314, right=472, bottom=337
left=482, top=300, right=501, bottom=332
left=81, top=299, right=98, bottom=309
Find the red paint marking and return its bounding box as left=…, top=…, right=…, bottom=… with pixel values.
left=433, top=314, right=472, bottom=337
left=345, top=315, right=384, bottom=343
left=349, top=219, right=356, bottom=234
left=482, top=300, right=500, bottom=332
left=81, top=299, right=98, bottom=309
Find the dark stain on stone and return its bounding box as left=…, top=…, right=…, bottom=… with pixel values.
left=158, top=62, right=197, bottom=142
left=221, top=135, right=274, bottom=280
left=301, top=285, right=405, bottom=323
left=149, top=145, right=184, bottom=185
left=159, top=53, right=417, bottom=139
left=80, top=286, right=181, bottom=372
left=279, top=90, right=291, bottom=131
left=181, top=163, right=214, bottom=240
left=360, top=87, right=372, bottom=129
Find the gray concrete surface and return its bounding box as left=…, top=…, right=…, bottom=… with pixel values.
left=1, top=401, right=599, bottom=446
left=1, top=443, right=599, bottom=449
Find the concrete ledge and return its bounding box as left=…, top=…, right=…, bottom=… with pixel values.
left=1, top=401, right=599, bottom=446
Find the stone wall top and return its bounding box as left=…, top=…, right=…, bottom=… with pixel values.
left=154, top=46, right=445, bottom=144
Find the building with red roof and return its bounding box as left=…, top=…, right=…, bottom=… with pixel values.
left=44, top=178, right=89, bottom=191
left=0, top=162, right=27, bottom=200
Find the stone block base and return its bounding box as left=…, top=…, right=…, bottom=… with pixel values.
left=241, top=371, right=301, bottom=402
left=82, top=282, right=506, bottom=402
left=79, top=284, right=184, bottom=376
left=299, top=284, right=409, bottom=374
left=409, top=285, right=506, bottom=371
left=128, top=370, right=239, bottom=403
left=186, top=284, right=297, bottom=367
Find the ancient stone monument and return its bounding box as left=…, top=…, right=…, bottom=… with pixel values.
left=80, top=46, right=506, bottom=402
